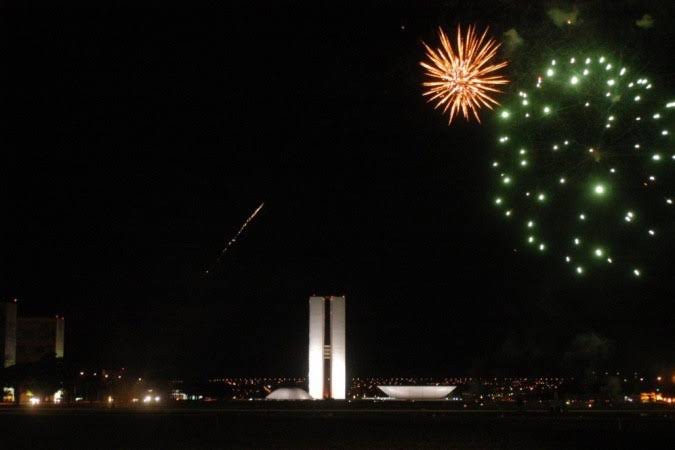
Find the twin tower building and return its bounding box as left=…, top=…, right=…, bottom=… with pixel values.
left=308, top=296, right=346, bottom=399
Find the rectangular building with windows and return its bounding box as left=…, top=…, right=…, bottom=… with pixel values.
left=0, top=300, right=18, bottom=368
left=308, top=296, right=345, bottom=399
left=17, top=316, right=65, bottom=364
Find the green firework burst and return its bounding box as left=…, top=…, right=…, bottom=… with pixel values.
left=493, top=54, right=674, bottom=278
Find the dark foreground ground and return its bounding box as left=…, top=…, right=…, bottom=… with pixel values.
left=0, top=404, right=673, bottom=449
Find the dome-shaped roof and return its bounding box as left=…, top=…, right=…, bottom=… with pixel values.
left=266, top=387, right=312, bottom=400
left=378, top=385, right=456, bottom=400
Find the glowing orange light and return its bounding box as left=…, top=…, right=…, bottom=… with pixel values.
left=421, top=25, right=509, bottom=124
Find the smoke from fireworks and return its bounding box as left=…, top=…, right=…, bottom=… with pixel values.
left=421, top=25, right=509, bottom=124
left=205, top=202, right=264, bottom=274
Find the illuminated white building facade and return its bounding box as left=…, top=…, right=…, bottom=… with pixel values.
left=308, top=296, right=345, bottom=399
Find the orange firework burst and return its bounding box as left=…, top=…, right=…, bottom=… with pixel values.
left=421, top=25, right=509, bottom=124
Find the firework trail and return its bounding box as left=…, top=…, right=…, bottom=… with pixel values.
left=205, top=202, right=264, bottom=274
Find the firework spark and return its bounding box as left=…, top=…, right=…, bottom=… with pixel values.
left=421, top=25, right=509, bottom=124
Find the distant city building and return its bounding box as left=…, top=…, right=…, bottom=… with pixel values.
left=308, top=295, right=345, bottom=399
left=0, top=300, right=18, bottom=368
left=17, top=316, right=65, bottom=364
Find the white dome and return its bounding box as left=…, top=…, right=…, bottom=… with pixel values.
left=377, top=386, right=456, bottom=400
left=265, top=388, right=312, bottom=400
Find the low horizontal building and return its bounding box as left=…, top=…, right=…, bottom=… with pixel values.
left=377, top=385, right=456, bottom=400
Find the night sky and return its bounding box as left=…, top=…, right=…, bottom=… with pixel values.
left=4, top=3, right=675, bottom=378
